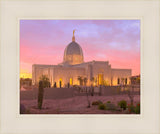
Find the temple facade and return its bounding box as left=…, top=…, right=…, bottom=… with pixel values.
left=32, top=31, right=132, bottom=87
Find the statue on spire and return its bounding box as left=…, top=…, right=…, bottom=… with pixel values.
left=73, top=29, right=76, bottom=36
left=72, top=29, right=76, bottom=42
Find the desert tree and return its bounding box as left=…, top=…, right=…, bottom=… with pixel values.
left=39, top=75, right=50, bottom=88
left=119, top=78, right=126, bottom=92
left=86, top=87, right=91, bottom=108
left=20, top=78, right=32, bottom=89
left=126, top=77, right=139, bottom=105
left=83, top=77, right=88, bottom=86
left=90, top=77, right=95, bottom=96
left=90, top=84, right=94, bottom=96
left=90, top=77, right=94, bottom=85
left=94, top=77, right=97, bottom=86
left=77, top=76, right=83, bottom=86
left=99, top=85, right=102, bottom=96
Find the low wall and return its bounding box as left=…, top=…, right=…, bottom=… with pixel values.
left=102, top=86, right=120, bottom=96
left=20, top=90, right=37, bottom=100
left=20, top=88, right=74, bottom=100
left=101, top=86, right=140, bottom=96
left=75, top=86, right=140, bottom=96
left=20, top=86, right=140, bottom=100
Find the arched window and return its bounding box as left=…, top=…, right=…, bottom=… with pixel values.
left=98, top=74, right=103, bottom=85
left=70, top=78, right=73, bottom=85
left=59, top=78, right=62, bottom=88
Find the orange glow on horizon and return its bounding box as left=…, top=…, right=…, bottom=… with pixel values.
left=20, top=73, right=32, bottom=78
left=20, top=69, right=32, bottom=78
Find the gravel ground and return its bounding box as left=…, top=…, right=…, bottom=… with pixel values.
left=21, top=94, right=140, bottom=114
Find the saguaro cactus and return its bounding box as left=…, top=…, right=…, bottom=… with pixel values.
left=38, top=80, right=44, bottom=109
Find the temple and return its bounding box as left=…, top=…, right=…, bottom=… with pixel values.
left=32, top=31, right=132, bottom=87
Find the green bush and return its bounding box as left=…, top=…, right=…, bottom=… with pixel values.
left=128, top=103, right=140, bottom=114
left=98, top=104, right=106, bottom=110
left=128, top=104, right=135, bottom=113
left=118, top=100, right=127, bottom=110
left=92, top=100, right=103, bottom=105
left=106, top=101, right=111, bottom=103
left=134, top=103, right=140, bottom=114
left=106, top=103, right=116, bottom=110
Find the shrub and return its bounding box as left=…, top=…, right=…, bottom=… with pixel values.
left=128, top=103, right=140, bottom=114
left=73, top=85, right=77, bottom=88
left=92, top=100, right=103, bottom=105
left=118, top=100, right=127, bottom=110
left=106, top=103, right=116, bottom=110
left=98, top=104, right=106, bottom=110
left=128, top=104, right=135, bottom=113
left=134, top=103, right=140, bottom=114
left=106, top=101, right=111, bottom=103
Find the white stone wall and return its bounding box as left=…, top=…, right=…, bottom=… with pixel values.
left=111, top=69, right=132, bottom=85
left=32, top=64, right=54, bottom=85
left=52, top=66, right=85, bottom=87
left=32, top=62, right=132, bottom=87
left=72, top=61, right=112, bottom=86
left=91, top=61, right=112, bottom=85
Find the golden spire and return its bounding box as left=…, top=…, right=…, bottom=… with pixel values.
left=73, top=29, right=75, bottom=36
left=72, top=29, right=76, bottom=41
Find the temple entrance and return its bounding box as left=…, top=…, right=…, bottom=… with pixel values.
left=70, top=78, right=73, bottom=85
left=59, top=78, right=62, bottom=88
left=98, top=74, right=104, bottom=85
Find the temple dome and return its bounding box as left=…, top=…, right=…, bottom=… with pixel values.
left=64, top=41, right=83, bottom=55
left=63, top=30, right=84, bottom=65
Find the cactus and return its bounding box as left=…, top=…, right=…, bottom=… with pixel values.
left=38, top=80, right=44, bottom=109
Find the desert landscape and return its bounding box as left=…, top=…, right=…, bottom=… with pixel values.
left=20, top=86, right=140, bottom=114
left=21, top=95, right=140, bottom=114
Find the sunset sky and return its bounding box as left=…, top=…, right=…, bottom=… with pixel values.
left=20, top=20, right=140, bottom=78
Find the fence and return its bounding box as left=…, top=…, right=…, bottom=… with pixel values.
left=20, top=85, right=140, bottom=100
left=20, top=88, right=74, bottom=100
